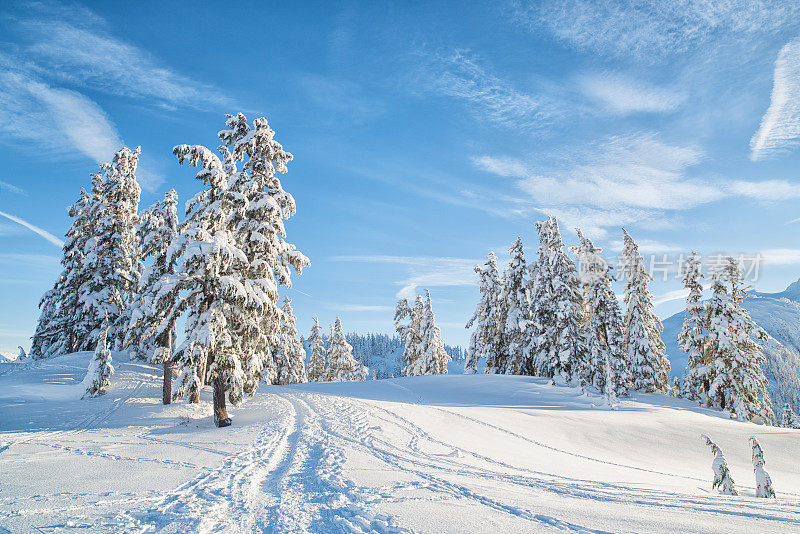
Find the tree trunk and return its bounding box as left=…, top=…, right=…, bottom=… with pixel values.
left=213, top=375, right=231, bottom=427
left=162, top=361, right=173, bottom=405
left=189, top=369, right=200, bottom=404
left=162, top=331, right=173, bottom=405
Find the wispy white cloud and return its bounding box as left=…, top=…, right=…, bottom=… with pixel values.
left=416, top=50, right=555, bottom=130
left=729, top=179, right=800, bottom=201
left=474, top=130, right=800, bottom=235
left=653, top=288, right=689, bottom=307
left=0, top=71, right=122, bottom=163
left=474, top=132, right=716, bottom=235
left=750, top=37, right=800, bottom=160
left=299, top=74, right=384, bottom=125
left=0, top=210, right=64, bottom=247
left=760, top=248, right=800, bottom=265
left=332, top=255, right=479, bottom=298
left=0, top=180, right=27, bottom=196
left=328, top=304, right=394, bottom=312
left=579, top=72, right=685, bottom=114
left=515, top=0, right=800, bottom=59
left=608, top=238, right=682, bottom=254
left=12, top=6, right=232, bottom=110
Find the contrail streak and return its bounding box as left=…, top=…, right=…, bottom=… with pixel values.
left=0, top=210, right=64, bottom=248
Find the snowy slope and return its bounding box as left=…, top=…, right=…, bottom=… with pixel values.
left=1, top=352, right=799, bottom=533
left=662, top=279, right=800, bottom=412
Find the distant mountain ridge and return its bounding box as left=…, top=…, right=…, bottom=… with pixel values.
left=662, top=278, right=800, bottom=413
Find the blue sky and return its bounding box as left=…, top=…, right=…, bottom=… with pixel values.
left=2, top=0, right=800, bottom=354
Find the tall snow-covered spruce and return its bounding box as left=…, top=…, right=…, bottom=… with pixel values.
left=169, top=113, right=307, bottom=427
left=80, top=147, right=142, bottom=351
left=419, top=290, right=451, bottom=375
left=620, top=229, right=669, bottom=393
left=125, top=190, right=180, bottom=404
left=705, top=258, right=774, bottom=423
left=32, top=146, right=142, bottom=358
left=501, top=237, right=530, bottom=375
left=570, top=229, right=627, bottom=396
left=306, top=316, right=327, bottom=382
left=274, top=298, right=308, bottom=385
left=326, top=317, right=367, bottom=381
left=529, top=217, right=586, bottom=383
left=464, top=252, right=503, bottom=374
left=395, top=295, right=424, bottom=376
left=396, top=291, right=450, bottom=376
left=679, top=252, right=707, bottom=402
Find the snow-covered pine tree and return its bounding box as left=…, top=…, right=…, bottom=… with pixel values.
left=222, top=113, right=309, bottom=395
left=465, top=252, right=503, bottom=374
left=274, top=297, right=308, bottom=385
left=395, top=296, right=424, bottom=376
left=417, top=290, right=451, bottom=375
left=169, top=136, right=248, bottom=422
left=306, top=316, right=327, bottom=382
left=169, top=113, right=307, bottom=426
left=529, top=217, right=586, bottom=383
left=570, top=229, right=628, bottom=395
left=671, top=376, right=682, bottom=397
left=325, top=317, right=365, bottom=381
left=749, top=437, right=775, bottom=498
left=30, top=287, right=61, bottom=358
left=701, top=434, right=737, bottom=495
left=79, top=147, right=142, bottom=351
left=124, top=190, right=180, bottom=404
left=782, top=403, right=800, bottom=428
left=679, top=252, right=707, bottom=403
left=501, top=237, right=530, bottom=375
left=31, top=188, right=94, bottom=357
left=83, top=319, right=114, bottom=398
left=707, top=258, right=774, bottom=424
left=620, top=229, right=670, bottom=393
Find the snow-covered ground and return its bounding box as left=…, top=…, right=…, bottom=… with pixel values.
left=1, top=353, right=799, bottom=533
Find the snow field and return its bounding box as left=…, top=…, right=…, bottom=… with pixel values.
left=1, top=352, right=799, bottom=533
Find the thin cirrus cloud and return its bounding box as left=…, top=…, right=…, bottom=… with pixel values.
left=750, top=37, right=800, bottom=161
left=579, top=72, right=685, bottom=114
left=514, top=0, right=800, bottom=59
left=415, top=50, right=556, bottom=130
left=331, top=255, right=479, bottom=299
left=759, top=248, right=800, bottom=265
left=0, top=180, right=27, bottom=196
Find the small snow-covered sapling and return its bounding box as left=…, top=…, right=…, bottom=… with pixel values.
left=701, top=434, right=737, bottom=495
left=749, top=437, right=775, bottom=498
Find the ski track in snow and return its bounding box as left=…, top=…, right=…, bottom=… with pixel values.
left=123, top=392, right=409, bottom=533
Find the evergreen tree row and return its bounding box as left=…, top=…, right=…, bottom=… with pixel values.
left=465, top=217, right=668, bottom=399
